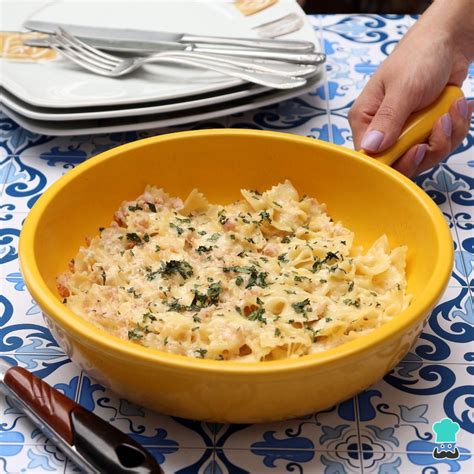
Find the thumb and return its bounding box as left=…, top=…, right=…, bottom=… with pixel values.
left=360, top=90, right=414, bottom=153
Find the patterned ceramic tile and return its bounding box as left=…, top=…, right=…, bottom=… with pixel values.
left=319, top=14, right=414, bottom=111
left=402, top=287, right=473, bottom=365
left=0, top=442, right=69, bottom=473
left=444, top=165, right=474, bottom=220
left=215, top=404, right=358, bottom=452
left=455, top=224, right=474, bottom=287
left=1, top=13, right=473, bottom=474
left=363, top=452, right=473, bottom=474
left=360, top=363, right=474, bottom=452
left=227, top=89, right=329, bottom=137
left=214, top=448, right=362, bottom=474
left=0, top=212, right=24, bottom=279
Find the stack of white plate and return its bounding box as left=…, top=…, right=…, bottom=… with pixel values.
left=0, top=0, right=324, bottom=136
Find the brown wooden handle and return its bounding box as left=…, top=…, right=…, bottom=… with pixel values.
left=4, top=366, right=76, bottom=445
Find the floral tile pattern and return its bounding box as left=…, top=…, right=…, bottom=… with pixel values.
left=0, top=13, right=473, bottom=474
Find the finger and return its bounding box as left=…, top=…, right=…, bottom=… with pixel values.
left=348, top=79, right=385, bottom=150
left=448, top=97, right=472, bottom=151
left=392, top=144, right=428, bottom=178
left=411, top=114, right=453, bottom=175
left=415, top=99, right=474, bottom=175
left=359, top=88, right=416, bottom=153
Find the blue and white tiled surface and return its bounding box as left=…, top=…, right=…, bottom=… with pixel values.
left=1, top=14, right=473, bottom=473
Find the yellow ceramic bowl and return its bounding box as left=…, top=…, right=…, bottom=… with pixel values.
left=19, top=89, right=459, bottom=423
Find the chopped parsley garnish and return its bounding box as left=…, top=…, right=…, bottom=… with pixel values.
left=126, top=287, right=141, bottom=298
left=128, top=204, right=142, bottom=212
left=235, top=306, right=242, bottom=315
left=274, top=328, right=281, bottom=337
left=259, top=210, right=271, bottom=224
left=193, top=315, right=201, bottom=323
left=218, top=210, right=229, bottom=225
left=147, top=202, right=157, bottom=213
left=142, top=312, right=157, bottom=322
left=207, top=282, right=223, bottom=305
left=189, top=282, right=223, bottom=310
left=126, top=233, right=142, bottom=244
left=247, top=302, right=266, bottom=324
left=246, top=268, right=268, bottom=289
left=209, top=233, right=221, bottom=242
left=281, top=234, right=293, bottom=244
left=127, top=328, right=143, bottom=340
left=343, top=298, right=361, bottom=308
left=278, top=253, right=289, bottom=263
left=196, top=245, right=213, bottom=255
left=145, top=266, right=160, bottom=281
left=100, top=270, right=106, bottom=285
left=196, top=348, right=207, bottom=358
left=294, top=275, right=311, bottom=282
left=230, top=234, right=236, bottom=240
left=143, top=233, right=150, bottom=242
left=164, top=336, right=169, bottom=346
left=292, top=298, right=312, bottom=314
left=223, top=265, right=269, bottom=289
left=348, top=281, right=354, bottom=292
left=198, top=230, right=207, bottom=236
left=165, top=298, right=187, bottom=312
left=176, top=217, right=191, bottom=224
left=98, top=227, right=104, bottom=232
left=155, top=245, right=161, bottom=252
left=235, top=276, right=244, bottom=286
left=273, top=201, right=282, bottom=208
left=169, top=223, right=184, bottom=235
left=311, top=251, right=340, bottom=273
left=158, top=260, right=194, bottom=280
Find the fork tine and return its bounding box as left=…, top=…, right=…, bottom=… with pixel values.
left=51, top=36, right=115, bottom=73
left=55, top=28, right=118, bottom=67
left=58, top=28, right=120, bottom=64
left=49, top=42, right=113, bottom=76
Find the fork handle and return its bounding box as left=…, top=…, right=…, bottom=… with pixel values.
left=189, top=46, right=325, bottom=65
left=142, top=54, right=307, bottom=89
left=164, top=51, right=317, bottom=77
left=181, top=34, right=315, bottom=52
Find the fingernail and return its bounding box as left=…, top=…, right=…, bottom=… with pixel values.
left=456, top=98, right=468, bottom=119
left=413, top=144, right=427, bottom=168
left=441, top=113, right=452, bottom=137
left=361, top=130, right=385, bottom=152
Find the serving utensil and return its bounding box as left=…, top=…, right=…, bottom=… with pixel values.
left=49, top=29, right=307, bottom=88
left=24, top=19, right=315, bottom=52
left=0, top=358, right=162, bottom=473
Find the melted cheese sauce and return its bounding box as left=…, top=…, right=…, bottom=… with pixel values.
left=58, top=181, right=411, bottom=361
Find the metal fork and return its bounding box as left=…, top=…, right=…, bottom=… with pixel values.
left=49, top=29, right=308, bottom=89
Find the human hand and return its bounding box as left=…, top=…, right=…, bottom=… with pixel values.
left=349, top=2, right=473, bottom=177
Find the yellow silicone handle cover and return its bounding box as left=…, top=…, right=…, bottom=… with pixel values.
left=359, top=85, right=464, bottom=166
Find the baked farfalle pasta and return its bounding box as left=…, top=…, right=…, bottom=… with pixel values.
left=58, top=181, right=411, bottom=361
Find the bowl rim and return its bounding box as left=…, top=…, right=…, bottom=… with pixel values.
left=19, top=129, right=453, bottom=374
